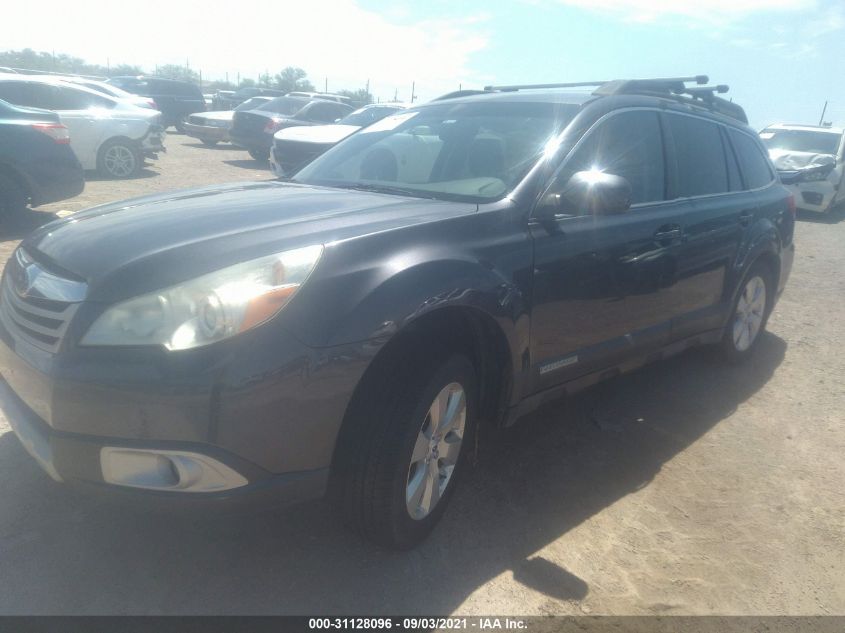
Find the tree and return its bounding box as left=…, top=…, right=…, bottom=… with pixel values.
left=239, top=78, right=256, bottom=88
left=274, top=67, right=314, bottom=93
left=337, top=88, right=372, bottom=106
left=0, top=48, right=141, bottom=78
left=155, top=64, right=199, bottom=83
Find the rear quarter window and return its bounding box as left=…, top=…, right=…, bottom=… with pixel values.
left=664, top=113, right=729, bottom=197
left=730, top=129, right=775, bottom=189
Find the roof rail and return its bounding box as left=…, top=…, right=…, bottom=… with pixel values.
left=480, top=75, right=748, bottom=124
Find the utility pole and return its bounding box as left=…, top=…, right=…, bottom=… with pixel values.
left=325, top=77, right=328, bottom=93
left=411, top=81, right=416, bottom=103
left=819, top=101, right=829, bottom=126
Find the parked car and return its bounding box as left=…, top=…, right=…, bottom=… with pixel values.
left=230, top=96, right=353, bottom=161
left=760, top=123, right=845, bottom=214
left=0, top=74, right=165, bottom=178
left=106, top=76, right=205, bottom=132
left=270, top=103, right=409, bottom=177
left=215, top=87, right=284, bottom=110
left=183, top=96, right=273, bottom=145
left=45, top=76, right=157, bottom=110
left=286, top=91, right=351, bottom=105
left=0, top=98, right=84, bottom=217
left=0, top=76, right=794, bottom=549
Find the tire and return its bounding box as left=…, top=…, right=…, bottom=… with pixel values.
left=721, top=263, right=773, bottom=363
left=248, top=148, right=269, bottom=162
left=335, top=350, right=477, bottom=549
left=0, top=172, right=27, bottom=218
left=97, top=139, right=142, bottom=179
left=174, top=116, right=187, bottom=134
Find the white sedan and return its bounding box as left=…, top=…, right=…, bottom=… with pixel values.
left=182, top=96, right=273, bottom=145
left=0, top=74, right=164, bottom=178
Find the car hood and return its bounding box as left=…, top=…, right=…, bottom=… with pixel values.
left=23, top=181, right=477, bottom=303
left=769, top=149, right=837, bottom=171
left=274, top=124, right=360, bottom=144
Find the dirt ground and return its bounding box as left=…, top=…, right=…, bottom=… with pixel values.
left=0, top=136, right=842, bottom=616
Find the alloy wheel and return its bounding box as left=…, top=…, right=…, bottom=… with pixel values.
left=103, top=145, right=137, bottom=178
left=405, top=382, right=466, bottom=520
left=732, top=275, right=766, bottom=352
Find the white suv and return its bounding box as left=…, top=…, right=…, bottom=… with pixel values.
left=760, top=123, right=845, bottom=214
left=0, top=74, right=165, bottom=178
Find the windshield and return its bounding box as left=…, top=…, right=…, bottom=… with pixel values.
left=340, top=106, right=402, bottom=127
left=256, top=96, right=308, bottom=116
left=293, top=100, right=580, bottom=202
left=760, top=129, right=841, bottom=155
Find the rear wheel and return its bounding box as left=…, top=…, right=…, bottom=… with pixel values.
left=721, top=263, right=772, bottom=362
left=0, top=172, right=27, bottom=218
left=248, top=148, right=269, bottom=162
left=97, top=139, right=142, bottom=178
left=335, top=351, right=476, bottom=549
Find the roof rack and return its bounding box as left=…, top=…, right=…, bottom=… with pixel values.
left=482, top=75, right=748, bottom=124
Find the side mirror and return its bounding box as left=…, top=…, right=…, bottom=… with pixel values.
left=539, top=171, right=632, bottom=218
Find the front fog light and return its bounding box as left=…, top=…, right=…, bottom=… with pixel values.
left=100, top=448, right=248, bottom=492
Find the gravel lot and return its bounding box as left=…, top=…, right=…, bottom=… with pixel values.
left=0, top=135, right=842, bottom=616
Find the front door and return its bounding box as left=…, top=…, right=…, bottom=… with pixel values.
left=529, top=109, right=691, bottom=391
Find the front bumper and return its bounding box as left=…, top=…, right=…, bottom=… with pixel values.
left=0, top=376, right=329, bottom=505
left=184, top=122, right=230, bottom=143
left=785, top=182, right=836, bottom=213
left=140, top=125, right=167, bottom=155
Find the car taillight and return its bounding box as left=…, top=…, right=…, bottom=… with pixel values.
left=147, top=99, right=157, bottom=109
left=31, top=123, right=70, bottom=144
left=786, top=192, right=796, bottom=218
left=264, top=118, right=281, bottom=134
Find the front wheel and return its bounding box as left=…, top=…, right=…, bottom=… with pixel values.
left=721, top=264, right=772, bottom=362
left=97, top=139, right=142, bottom=178
left=173, top=115, right=187, bottom=134
left=336, top=352, right=477, bottom=549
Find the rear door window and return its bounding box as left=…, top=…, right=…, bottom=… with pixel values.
left=664, top=113, right=729, bottom=197
left=34, top=85, right=114, bottom=110
left=560, top=110, right=666, bottom=206
left=730, top=130, right=775, bottom=190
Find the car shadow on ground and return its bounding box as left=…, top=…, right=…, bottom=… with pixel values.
left=223, top=158, right=271, bottom=170
left=0, top=208, right=61, bottom=242
left=83, top=168, right=159, bottom=183
left=797, top=205, right=844, bottom=224
left=0, top=334, right=786, bottom=614
left=183, top=142, right=236, bottom=151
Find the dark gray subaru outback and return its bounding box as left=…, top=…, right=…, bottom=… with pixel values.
left=0, top=76, right=794, bottom=548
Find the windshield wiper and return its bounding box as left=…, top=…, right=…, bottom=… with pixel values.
left=332, top=183, right=439, bottom=199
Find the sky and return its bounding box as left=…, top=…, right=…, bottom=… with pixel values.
left=2, top=0, right=844, bottom=128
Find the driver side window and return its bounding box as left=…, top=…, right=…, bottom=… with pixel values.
left=558, top=110, right=665, bottom=210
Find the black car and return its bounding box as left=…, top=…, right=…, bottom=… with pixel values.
left=0, top=76, right=794, bottom=549
left=0, top=98, right=84, bottom=218
left=107, top=76, right=205, bottom=132
left=229, top=96, right=353, bottom=161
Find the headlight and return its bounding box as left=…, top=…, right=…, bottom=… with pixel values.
left=802, top=168, right=831, bottom=182
left=81, top=245, right=322, bottom=350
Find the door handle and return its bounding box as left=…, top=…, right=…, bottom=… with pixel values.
left=739, top=210, right=754, bottom=226
left=654, top=225, right=683, bottom=242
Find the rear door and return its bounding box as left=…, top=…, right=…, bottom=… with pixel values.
left=661, top=112, right=750, bottom=338
left=529, top=109, right=694, bottom=390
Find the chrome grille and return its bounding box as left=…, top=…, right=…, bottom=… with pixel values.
left=0, top=250, right=86, bottom=353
